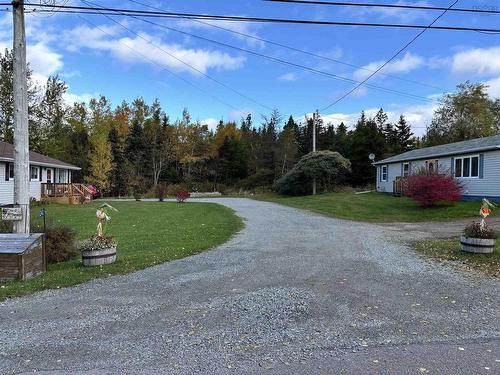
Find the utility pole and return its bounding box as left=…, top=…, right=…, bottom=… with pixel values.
left=12, top=0, right=30, bottom=234
left=312, top=109, right=317, bottom=195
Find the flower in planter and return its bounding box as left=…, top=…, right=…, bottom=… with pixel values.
left=463, top=199, right=497, bottom=240
left=463, top=221, right=497, bottom=240
left=80, top=203, right=119, bottom=266
left=96, top=203, right=118, bottom=237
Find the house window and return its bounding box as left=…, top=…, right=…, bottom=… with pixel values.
left=30, top=166, right=39, bottom=181
left=381, top=165, right=388, bottom=182
left=403, top=162, right=410, bottom=177
left=454, top=156, right=479, bottom=178
left=426, top=159, right=439, bottom=174
left=5, top=163, right=14, bottom=181
left=57, top=169, right=67, bottom=183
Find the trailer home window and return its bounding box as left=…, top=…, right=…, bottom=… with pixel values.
left=455, top=156, right=479, bottom=178
left=381, top=165, right=388, bottom=182
left=403, top=163, right=410, bottom=177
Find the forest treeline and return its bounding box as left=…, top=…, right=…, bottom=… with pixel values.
left=1, top=49, right=499, bottom=196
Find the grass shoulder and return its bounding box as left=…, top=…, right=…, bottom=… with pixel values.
left=0, top=201, right=243, bottom=301
left=413, top=239, right=499, bottom=277
left=254, top=191, right=492, bottom=222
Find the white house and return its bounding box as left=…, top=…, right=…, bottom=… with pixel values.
left=0, top=141, right=81, bottom=205
left=373, top=135, right=500, bottom=200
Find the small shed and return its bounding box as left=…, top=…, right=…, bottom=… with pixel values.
left=0, top=234, right=45, bottom=282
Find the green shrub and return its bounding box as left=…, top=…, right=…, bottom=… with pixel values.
left=41, top=224, right=77, bottom=263
left=274, top=151, right=351, bottom=195
left=237, top=169, right=275, bottom=190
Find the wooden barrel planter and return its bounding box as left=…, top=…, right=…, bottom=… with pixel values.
left=82, top=246, right=117, bottom=266
left=460, top=236, right=496, bottom=254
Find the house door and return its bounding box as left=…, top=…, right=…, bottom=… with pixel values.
left=47, top=169, right=52, bottom=183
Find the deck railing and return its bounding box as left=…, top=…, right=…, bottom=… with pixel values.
left=41, top=183, right=93, bottom=203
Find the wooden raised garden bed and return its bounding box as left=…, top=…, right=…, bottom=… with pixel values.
left=0, top=234, right=45, bottom=282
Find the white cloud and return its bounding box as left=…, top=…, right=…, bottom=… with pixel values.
left=452, top=46, right=500, bottom=76
left=298, top=99, right=438, bottom=137
left=65, top=24, right=245, bottom=75
left=63, top=91, right=96, bottom=105
left=59, top=70, right=81, bottom=79
left=179, top=19, right=264, bottom=49
left=485, top=76, right=500, bottom=98
left=278, top=72, right=297, bottom=81
left=200, top=118, right=220, bottom=131
left=27, top=42, right=63, bottom=76
left=229, top=108, right=254, bottom=122
left=348, top=1, right=434, bottom=22
left=354, top=52, right=424, bottom=81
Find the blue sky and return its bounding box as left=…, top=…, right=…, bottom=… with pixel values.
left=1, top=0, right=500, bottom=135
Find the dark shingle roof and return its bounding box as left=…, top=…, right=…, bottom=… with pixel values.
left=374, top=135, right=500, bottom=165
left=0, top=141, right=80, bottom=170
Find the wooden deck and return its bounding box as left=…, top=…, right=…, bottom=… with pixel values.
left=41, top=183, right=93, bottom=205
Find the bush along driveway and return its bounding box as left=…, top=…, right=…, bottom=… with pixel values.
left=0, top=198, right=498, bottom=374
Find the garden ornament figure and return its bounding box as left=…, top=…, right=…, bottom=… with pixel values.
left=96, top=203, right=118, bottom=237
left=479, top=198, right=496, bottom=230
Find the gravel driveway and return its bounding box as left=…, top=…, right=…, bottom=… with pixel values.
left=1, top=198, right=498, bottom=374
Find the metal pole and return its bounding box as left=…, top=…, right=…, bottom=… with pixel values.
left=12, top=0, right=30, bottom=234
left=312, top=110, right=317, bottom=195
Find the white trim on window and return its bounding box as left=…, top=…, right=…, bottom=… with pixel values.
left=403, top=162, right=410, bottom=177
left=30, top=166, right=39, bottom=181
left=454, top=155, right=480, bottom=179
left=381, top=165, right=388, bottom=182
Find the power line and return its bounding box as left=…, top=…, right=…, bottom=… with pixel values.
left=321, top=0, right=459, bottom=111
left=8, top=2, right=500, bottom=33
left=75, top=15, right=242, bottom=114
left=80, top=0, right=272, bottom=113
left=127, top=0, right=448, bottom=92
left=265, top=0, right=500, bottom=15
left=124, top=12, right=437, bottom=103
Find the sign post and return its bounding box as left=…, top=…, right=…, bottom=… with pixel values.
left=1, top=207, right=23, bottom=221
left=12, top=0, right=30, bottom=234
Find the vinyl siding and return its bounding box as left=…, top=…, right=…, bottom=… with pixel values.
left=0, top=162, right=13, bottom=205
left=459, top=150, right=500, bottom=196
left=376, top=163, right=401, bottom=193
left=0, top=163, right=73, bottom=205
left=375, top=149, right=500, bottom=198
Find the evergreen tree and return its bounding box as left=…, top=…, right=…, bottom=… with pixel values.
left=37, top=75, right=70, bottom=158
left=332, top=122, right=350, bottom=157
left=67, top=103, right=90, bottom=182
left=108, top=125, right=127, bottom=196
left=277, top=115, right=298, bottom=176
left=217, top=135, right=248, bottom=185
left=393, top=114, right=415, bottom=154
left=348, top=113, right=386, bottom=186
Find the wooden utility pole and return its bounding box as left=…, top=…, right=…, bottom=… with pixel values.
left=12, top=0, right=30, bottom=234
left=312, top=110, right=317, bottom=195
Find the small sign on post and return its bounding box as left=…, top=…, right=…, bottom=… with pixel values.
left=1, top=207, right=23, bottom=221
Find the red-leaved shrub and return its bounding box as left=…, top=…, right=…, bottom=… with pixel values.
left=403, top=174, right=462, bottom=207
left=176, top=190, right=190, bottom=203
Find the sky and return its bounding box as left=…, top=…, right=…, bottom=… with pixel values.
left=1, top=0, right=500, bottom=135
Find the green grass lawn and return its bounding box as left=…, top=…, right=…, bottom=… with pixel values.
left=413, top=239, right=499, bottom=277
left=256, top=192, right=492, bottom=222
left=0, top=201, right=243, bottom=301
